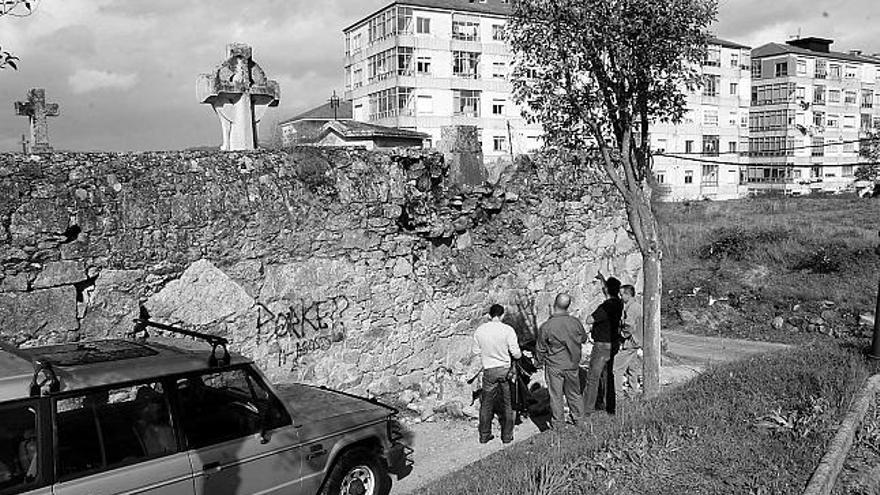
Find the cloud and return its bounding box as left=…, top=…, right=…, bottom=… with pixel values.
left=67, top=69, right=139, bottom=94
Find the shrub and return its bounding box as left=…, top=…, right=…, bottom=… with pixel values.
left=789, top=242, right=849, bottom=274
left=696, top=226, right=790, bottom=261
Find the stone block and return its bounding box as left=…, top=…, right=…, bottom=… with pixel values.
left=80, top=269, right=145, bottom=338
left=0, top=286, right=78, bottom=340
left=146, top=259, right=254, bottom=325
left=32, top=261, right=86, bottom=289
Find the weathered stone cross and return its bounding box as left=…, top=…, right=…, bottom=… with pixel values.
left=14, top=88, right=60, bottom=153
left=198, top=43, right=280, bottom=151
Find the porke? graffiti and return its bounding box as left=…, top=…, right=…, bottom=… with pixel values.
left=256, top=296, right=350, bottom=366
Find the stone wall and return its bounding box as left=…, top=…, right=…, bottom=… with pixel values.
left=0, top=148, right=640, bottom=417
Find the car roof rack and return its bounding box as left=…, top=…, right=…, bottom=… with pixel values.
left=130, top=316, right=231, bottom=367
left=0, top=339, right=62, bottom=397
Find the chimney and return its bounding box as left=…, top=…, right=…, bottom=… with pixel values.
left=786, top=37, right=833, bottom=53
left=850, top=49, right=863, bottom=56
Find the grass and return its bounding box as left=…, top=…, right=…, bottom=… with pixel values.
left=657, top=195, right=880, bottom=343
left=419, top=342, right=878, bottom=495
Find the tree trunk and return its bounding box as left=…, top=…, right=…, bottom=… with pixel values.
left=641, top=249, right=662, bottom=398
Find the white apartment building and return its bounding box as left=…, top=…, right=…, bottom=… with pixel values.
left=747, top=37, right=880, bottom=195
left=651, top=37, right=753, bottom=201
left=342, top=0, right=543, bottom=167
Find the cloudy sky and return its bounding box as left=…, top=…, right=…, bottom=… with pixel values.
left=0, top=0, right=878, bottom=152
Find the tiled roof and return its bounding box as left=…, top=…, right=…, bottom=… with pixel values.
left=322, top=120, right=429, bottom=140
left=345, top=0, right=510, bottom=32
left=709, top=36, right=750, bottom=50
left=280, top=101, right=353, bottom=125
left=752, top=42, right=880, bottom=65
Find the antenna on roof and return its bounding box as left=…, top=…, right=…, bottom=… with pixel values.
left=789, top=27, right=802, bottom=40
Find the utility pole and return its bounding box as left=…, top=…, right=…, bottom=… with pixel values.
left=870, top=229, right=880, bottom=359
left=328, top=90, right=340, bottom=121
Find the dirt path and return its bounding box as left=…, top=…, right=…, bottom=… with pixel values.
left=390, top=333, right=791, bottom=495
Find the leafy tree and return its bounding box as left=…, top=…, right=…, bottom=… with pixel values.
left=0, top=0, right=38, bottom=70
left=507, top=0, right=717, bottom=397
left=857, top=132, right=880, bottom=182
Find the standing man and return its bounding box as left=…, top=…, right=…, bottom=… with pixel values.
left=583, top=277, right=624, bottom=416
left=536, top=293, right=588, bottom=427
left=614, top=284, right=644, bottom=397
left=473, top=304, right=522, bottom=444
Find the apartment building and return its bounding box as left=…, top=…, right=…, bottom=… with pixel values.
left=747, top=37, right=880, bottom=195
left=342, top=0, right=543, bottom=166
left=651, top=37, right=753, bottom=201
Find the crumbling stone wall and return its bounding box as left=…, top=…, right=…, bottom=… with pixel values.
left=0, top=148, right=640, bottom=417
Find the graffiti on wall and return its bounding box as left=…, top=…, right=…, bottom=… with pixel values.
left=256, top=296, right=350, bottom=369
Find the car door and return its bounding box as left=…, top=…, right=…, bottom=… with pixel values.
left=0, top=398, right=51, bottom=495
left=174, top=366, right=302, bottom=495
left=51, top=381, right=194, bottom=495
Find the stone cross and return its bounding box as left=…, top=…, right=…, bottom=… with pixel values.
left=198, top=43, right=280, bottom=151
left=14, top=88, right=60, bottom=153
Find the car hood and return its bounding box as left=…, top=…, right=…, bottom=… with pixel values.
left=274, top=383, right=395, bottom=427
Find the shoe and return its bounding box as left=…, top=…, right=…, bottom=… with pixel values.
left=479, top=435, right=495, bottom=444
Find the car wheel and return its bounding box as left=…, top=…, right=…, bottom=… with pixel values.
left=320, top=447, right=391, bottom=495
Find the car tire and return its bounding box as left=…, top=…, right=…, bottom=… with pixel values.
left=319, top=447, right=391, bottom=495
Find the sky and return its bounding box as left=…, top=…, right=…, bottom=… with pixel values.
left=1, top=0, right=879, bottom=152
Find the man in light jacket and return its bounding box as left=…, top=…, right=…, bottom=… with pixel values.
left=473, top=304, right=522, bottom=443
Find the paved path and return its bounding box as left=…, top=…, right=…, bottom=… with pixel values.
left=390, top=332, right=792, bottom=495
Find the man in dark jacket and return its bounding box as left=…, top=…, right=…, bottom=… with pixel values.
left=583, top=277, right=624, bottom=415
left=535, top=293, right=588, bottom=427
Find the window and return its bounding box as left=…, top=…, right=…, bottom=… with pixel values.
left=843, top=165, right=854, bottom=176
left=796, top=86, right=806, bottom=100
left=492, top=62, right=507, bottom=79
left=453, top=89, right=480, bottom=117
left=845, top=65, right=857, bottom=79
left=703, top=109, right=718, bottom=126
left=862, top=113, right=872, bottom=130
left=812, top=137, right=824, bottom=157
left=829, top=64, right=841, bottom=78
left=685, top=140, right=694, bottom=153
left=416, top=17, right=431, bottom=34
left=492, top=24, right=504, bottom=41
left=493, top=136, right=508, bottom=152
left=0, top=400, right=41, bottom=490
left=751, top=59, right=762, bottom=78
left=175, top=368, right=290, bottom=449
left=492, top=99, right=504, bottom=115
left=654, top=173, right=665, bottom=184
left=452, top=17, right=480, bottom=41
left=826, top=114, right=839, bottom=127
left=702, top=135, right=719, bottom=156
left=684, top=171, right=694, bottom=184
left=353, top=68, right=363, bottom=89
left=417, top=95, right=433, bottom=115
left=703, top=75, right=719, bottom=96
left=862, top=89, right=874, bottom=108
left=796, top=59, right=807, bottom=75
left=368, top=87, right=414, bottom=120
left=813, top=111, right=824, bottom=127
left=730, top=53, right=739, bottom=68
left=55, top=382, right=177, bottom=479
left=815, top=59, right=826, bottom=79
left=453, top=51, right=480, bottom=78
left=705, top=46, right=720, bottom=67
left=397, top=7, right=413, bottom=34
left=416, top=56, right=431, bottom=74
left=775, top=61, right=788, bottom=77
left=397, top=47, right=414, bottom=76
left=843, top=114, right=856, bottom=128
left=813, top=85, right=826, bottom=104
left=728, top=141, right=737, bottom=153
left=701, top=164, right=719, bottom=185
left=729, top=82, right=738, bottom=96
left=845, top=91, right=857, bottom=104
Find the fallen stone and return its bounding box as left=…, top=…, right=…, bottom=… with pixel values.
left=146, top=259, right=254, bottom=325
left=771, top=316, right=785, bottom=330
left=859, top=313, right=875, bottom=327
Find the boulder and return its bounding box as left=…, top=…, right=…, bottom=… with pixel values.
left=32, top=261, right=86, bottom=289
left=0, top=286, right=78, bottom=342
left=80, top=269, right=145, bottom=338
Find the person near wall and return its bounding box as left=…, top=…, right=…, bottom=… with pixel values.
left=472, top=304, right=522, bottom=444
left=535, top=293, right=588, bottom=428
left=583, top=276, right=624, bottom=416
left=614, top=284, right=644, bottom=397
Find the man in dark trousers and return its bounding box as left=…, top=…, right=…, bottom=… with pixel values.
left=472, top=304, right=522, bottom=443
left=583, top=277, right=624, bottom=416
left=536, top=293, right=588, bottom=428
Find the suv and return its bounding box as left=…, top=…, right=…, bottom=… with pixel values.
left=0, top=318, right=409, bottom=495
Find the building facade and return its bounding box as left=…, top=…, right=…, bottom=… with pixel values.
left=746, top=37, right=880, bottom=195
left=342, top=0, right=542, bottom=168
left=651, top=38, right=753, bottom=201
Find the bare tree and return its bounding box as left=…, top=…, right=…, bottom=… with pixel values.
left=507, top=0, right=717, bottom=398
left=1, top=0, right=39, bottom=70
